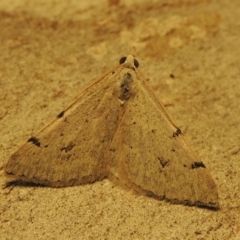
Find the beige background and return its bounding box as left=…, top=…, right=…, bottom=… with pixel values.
left=0, top=0, right=240, bottom=239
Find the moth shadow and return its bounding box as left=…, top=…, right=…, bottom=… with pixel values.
left=147, top=192, right=220, bottom=211
left=3, top=179, right=219, bottom=211
left=3, top=180, right=48, bottom=189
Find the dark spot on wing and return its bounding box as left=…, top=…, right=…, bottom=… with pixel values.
left=61, top=142, right=75, bottom=153
left=28, top=137, right=41, bottom=147
left=183, top=161, right=206, bottom=169
left=191, top=162, right=206, bottom=169
left=158, top=157, right=169, bottom=168
left=170, top=74, right=175, bottom=78
left=173, top=128, right=182, bottom=137
left=57, top=111, right=65, bottom=118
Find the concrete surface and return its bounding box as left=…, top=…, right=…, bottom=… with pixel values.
left=0, top=0, right=240, bottom=239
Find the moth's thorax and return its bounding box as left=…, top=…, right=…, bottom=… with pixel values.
left=117, top=68, right=136, bottom=103
left=115, top=54, right=139, bottom=104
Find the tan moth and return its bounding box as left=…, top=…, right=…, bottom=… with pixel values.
left=5, top=53, right=219, bottom=209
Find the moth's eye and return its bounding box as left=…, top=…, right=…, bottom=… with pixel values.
left=134, top=59, right=139, bottom=68
left=119, top=56, right=127, bottom=64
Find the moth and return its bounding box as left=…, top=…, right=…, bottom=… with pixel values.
left=5, top=53, right=219, bottom=209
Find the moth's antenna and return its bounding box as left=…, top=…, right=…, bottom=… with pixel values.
left=129, top=46, right=136, bottom=56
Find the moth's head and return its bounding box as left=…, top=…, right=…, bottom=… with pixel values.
left=119, top=55, right=139, bottom=69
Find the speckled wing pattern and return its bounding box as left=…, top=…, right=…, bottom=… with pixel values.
left=5, top=54, right=219, bottom=209
left=5, top=64, right=124, bottom=187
